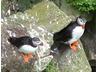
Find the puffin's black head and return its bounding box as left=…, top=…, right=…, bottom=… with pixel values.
left=76, top=16, right=86, bottom=26
left=32, top=37, right=43, bottom=46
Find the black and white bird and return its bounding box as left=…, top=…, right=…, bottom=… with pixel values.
left=54, top=16, right=86, bottom=51
left=8, top=36, right=43, bottom=62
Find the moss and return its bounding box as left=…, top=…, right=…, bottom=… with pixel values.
left=60, top=0, right=92, bottom=21
left=45, top=61, right=70, bottom=72
left=2, top=0, right=92, bottom=72
left=1, top=0, right=42, bottom=18
left=1, top=0, right=9, bottom=17
left=2, top=0, right=69, bottom=32
left=45, top=61, right=59, bottom=72
left=23, top=1, right=69, bottom=32
left=65, top=70, right=69, bottom=72
left=16, top=0, right=42, bottom=12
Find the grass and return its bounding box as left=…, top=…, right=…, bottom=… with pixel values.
left=44, top=61, right=59, bottom=72
left=43, top=61, right=69, bottom=72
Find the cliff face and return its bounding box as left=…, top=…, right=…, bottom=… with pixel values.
left=51, top=40, right=91, bottom=72
left=1, top=0, right=92, bottom=72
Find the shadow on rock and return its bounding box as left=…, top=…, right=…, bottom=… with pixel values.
left=51, top=37, right=74, bottom=62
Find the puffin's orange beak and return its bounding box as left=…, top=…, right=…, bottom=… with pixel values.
left=40, top=42, right=43, bottom=46
left=82, top=24, right=85, bottom=29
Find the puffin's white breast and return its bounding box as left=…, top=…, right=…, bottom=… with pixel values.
left=68, top=26, right=84, bottom=44
left=18, top=45, right=38, bottom=54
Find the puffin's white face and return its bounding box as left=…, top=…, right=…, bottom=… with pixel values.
left=77, top=17, right=86, bottom=26
left=32, top=40, right=41, bottom=46
left=32, top=37, right=43, bottom=47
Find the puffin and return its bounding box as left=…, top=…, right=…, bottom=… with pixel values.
left=53, top=16, right=86, bottom=51
left=8, top=36, right=43, bottom=62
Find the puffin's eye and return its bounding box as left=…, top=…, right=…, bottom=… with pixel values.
left=80, top=19, right=83, bottom=22
left=37, top=41, right=40, bottom=43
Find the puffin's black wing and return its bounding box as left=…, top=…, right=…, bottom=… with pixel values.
left=53, top=21, right=76, bottom=42
left=8, top=36, right=32, bottom=47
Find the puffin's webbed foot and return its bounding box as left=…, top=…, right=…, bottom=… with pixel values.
left=70, top=44, right=77, bottom=51
left=28, top=53, right=34, bottom=59
left=69, top=41, right=79, bottom=51
left=21, top=53, right=29, bottom=63
left=73, top=41, right=79, bottom=46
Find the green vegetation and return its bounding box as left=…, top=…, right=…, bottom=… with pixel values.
left=65, top=70, right=69, bottom=72
left=45, top=61, right=59, bottom=72
left=65, top=0, right=96, bottom=32
left=65, top=0, right=96, bottom=12
left=45, top=61, right=70, bottom=72
left=16, top=0, right=42, bottom=12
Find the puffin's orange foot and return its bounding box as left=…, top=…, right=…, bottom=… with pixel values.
left=21, top=53, right=29, bottom=63
left=28, top=53, right=34, bottom=59
left=73, top=41, right=79, bottom=46
left=23, top=55, right=29, bottom=63
left=70, top=45, right=77, bottom=51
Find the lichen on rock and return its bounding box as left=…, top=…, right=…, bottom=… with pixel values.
left=1, top=0, right=69, bottom=72
left=51, top=40, right=91, bottom=72
left=1, top=0, right=92, bottom=72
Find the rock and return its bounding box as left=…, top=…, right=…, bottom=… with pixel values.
left=1, top=0, right=42, bottom=17
left=81, top=21, right=96, bottom=67
left=52, top=0, right=92, bottom=21
left=94, top=15, right=96, bottom=33
left=51, top=40, right=91, bottom=72
left=33, top=55, right=53, bottom=71
left=1, top=0, right=70, bottom=72
left=1, top=0, right=91, bottom=72
left=1, top=0, right=9, bottom=17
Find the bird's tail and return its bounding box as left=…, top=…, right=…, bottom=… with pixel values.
left=8, top=37, right=17, bottom=45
